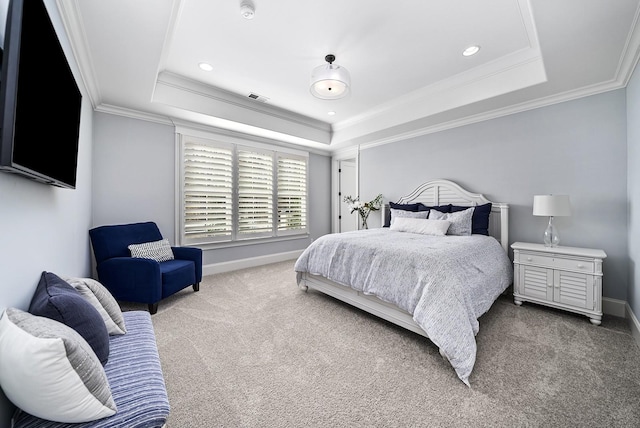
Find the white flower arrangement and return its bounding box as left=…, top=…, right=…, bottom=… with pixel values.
left=343, top=193, right=383, bottom=229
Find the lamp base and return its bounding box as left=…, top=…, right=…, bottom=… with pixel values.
left=543, top=216, right=560, bottom=247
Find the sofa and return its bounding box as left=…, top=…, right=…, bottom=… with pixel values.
left=0, top=272, right=170, bottom=428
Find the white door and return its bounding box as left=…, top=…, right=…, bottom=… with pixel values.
left=339, top=160, right=358, bottom=232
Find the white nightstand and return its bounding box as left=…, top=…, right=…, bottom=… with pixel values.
left=511, top=242, right=607, bottom=325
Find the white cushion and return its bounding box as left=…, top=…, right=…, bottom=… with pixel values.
left=389, top=208, right=428, bottom=226
left=128, top=238, right=174, bottom=262
left=64, top=277, right=127, bottom=335
left=0, top=308, right=116, bottom=423
left=429, top=207, right=475, bottom=236
left=390, top=217, right=451, bottom=236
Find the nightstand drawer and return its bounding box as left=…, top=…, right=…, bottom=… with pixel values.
left=553, top=257, right=595, bottom=273
left=515, top=252, right=553, bottom=267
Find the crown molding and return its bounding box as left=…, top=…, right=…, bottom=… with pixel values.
left=354, top=78, right=625, bottom=153
left=615, top=0, right=640, bottom=87
left=56, top=0, right=101, bottom=109
left=95, top=104, right=175, bottom=126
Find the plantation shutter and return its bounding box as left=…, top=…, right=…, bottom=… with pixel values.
left=179, top=131, right=308, bottom=245
left=277, top=154, right=307, bottom=233
left=183, top=141, right=233, bottom=243
left=237, top=148, right=273, bottom=236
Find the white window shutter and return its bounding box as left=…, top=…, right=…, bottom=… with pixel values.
left=237, top=149, right=273, bottom=236
left=180, top=133, right=309, bottom=245
left=183, top=142, right=233, bottom=243
left=277, top=155, right=307, bottom=233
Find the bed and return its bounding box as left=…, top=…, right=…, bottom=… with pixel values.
left=294, top=179, right=513, bottom=386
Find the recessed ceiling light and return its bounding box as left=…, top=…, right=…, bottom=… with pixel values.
left=199, top=62, right=213, bottom=72
left=462, top=45, right=480, bottom=57
left=328, top=111, right=336, bottom=116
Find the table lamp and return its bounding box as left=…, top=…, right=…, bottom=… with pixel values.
left=533, top=195, right=571, bottom=247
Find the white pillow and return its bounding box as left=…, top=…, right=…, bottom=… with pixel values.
left=429, top=207, right=475, bottom=236
left=64, top=277, right=127, bottom=335
left=390, top=217, right=451, bottom=236
left=128, top=238, right=174, bottom=262
left=0, top=308, right=116, bottom=423
left=389, top=208, right=428, bottom=226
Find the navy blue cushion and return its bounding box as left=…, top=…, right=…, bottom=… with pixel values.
left=418, top=204, right=452, bottom=213
left=389, top=202, right=421, bottom=212
left=160, top=260, right=196, bottom=298
left=451, top=203, right=492, bottom=235
left=29, top=272, right=110, bottom=365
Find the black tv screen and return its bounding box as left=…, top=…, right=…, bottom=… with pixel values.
left=0, top=0, right=82, bottom=189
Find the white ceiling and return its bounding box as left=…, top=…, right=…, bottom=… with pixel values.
left=60, top=0, right=640, bottom=152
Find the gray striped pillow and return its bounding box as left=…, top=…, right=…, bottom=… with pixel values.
left=128, top=238, right=174, bottom=262
left=64, top=277, right=127, bottom=335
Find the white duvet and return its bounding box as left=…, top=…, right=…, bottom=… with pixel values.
left=294, top=228, right=513, bottom=386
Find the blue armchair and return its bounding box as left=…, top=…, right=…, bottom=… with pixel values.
left=89, top=221, right=202, bottom=314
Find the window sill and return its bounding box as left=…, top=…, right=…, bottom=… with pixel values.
left=189, top=233, right=310, bottom=250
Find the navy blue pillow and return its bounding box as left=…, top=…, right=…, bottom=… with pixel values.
left=418, top=204, right=452, bottom=213
left=29, top=271, right=110, bottom=365
left=451, top=203, right=492, bottom=235
left=389, top=202, right=422, bottom=211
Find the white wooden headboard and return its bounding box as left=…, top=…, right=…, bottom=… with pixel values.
left=382, top=179, right=509, bottom=251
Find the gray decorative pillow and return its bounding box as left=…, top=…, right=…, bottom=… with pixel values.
left=128, top=238, right=174, bottom=262
left=429, top=207, right=475, bottom=236
left=390, top=208, right=428, bottom=226
left=64, top=277, right=127, bottom=335
left=0, top=308, right=116, bottom=423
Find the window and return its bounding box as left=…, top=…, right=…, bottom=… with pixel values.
left=179, top=133, right=308, bottom=245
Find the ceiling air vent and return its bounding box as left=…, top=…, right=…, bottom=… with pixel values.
left=247, top=92, right=269, bottom=103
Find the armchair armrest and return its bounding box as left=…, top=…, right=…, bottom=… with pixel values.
left=97, top=257, right=162, bottom=304
left=172, top=246, right=203, bottom=283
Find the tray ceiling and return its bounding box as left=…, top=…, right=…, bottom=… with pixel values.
left=59, top=0, right=640, bottom=151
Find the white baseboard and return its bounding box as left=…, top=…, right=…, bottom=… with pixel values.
left=626, top=303, right=640, bottom=349
left=202, top=250, right=303, bottom=276
left=604, top=298, right=640, bottom=349
left=603, top=297, right=627, bottom=318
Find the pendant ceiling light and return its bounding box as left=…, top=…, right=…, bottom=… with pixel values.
left=310, top=54, right=350, bottom=100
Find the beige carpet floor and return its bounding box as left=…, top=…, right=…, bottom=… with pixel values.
left=121, top=260, right=640, bottom=428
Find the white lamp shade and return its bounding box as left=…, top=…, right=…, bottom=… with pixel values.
left=310, top=63, right=350, bottom=99
left=533, top=195, right=571, bottom=217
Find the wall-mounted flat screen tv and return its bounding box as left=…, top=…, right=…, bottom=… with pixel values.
left=0, top=0, right=82, bottom=189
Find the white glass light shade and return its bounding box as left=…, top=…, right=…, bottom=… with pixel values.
left=310, top=63, right=350, bottom=99
left=532, top=195, right=571, bottom=217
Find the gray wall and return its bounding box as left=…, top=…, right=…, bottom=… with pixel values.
left=91, top=112, right=332, bottom=269
left=360, top=89, right=628, bottom=301
left=0, top=2, right=94, bottom=423
left=627, top=65, right=640, bottom=317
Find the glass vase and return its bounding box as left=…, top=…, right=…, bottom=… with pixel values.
left=360, top=211, right=369, bottom=229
